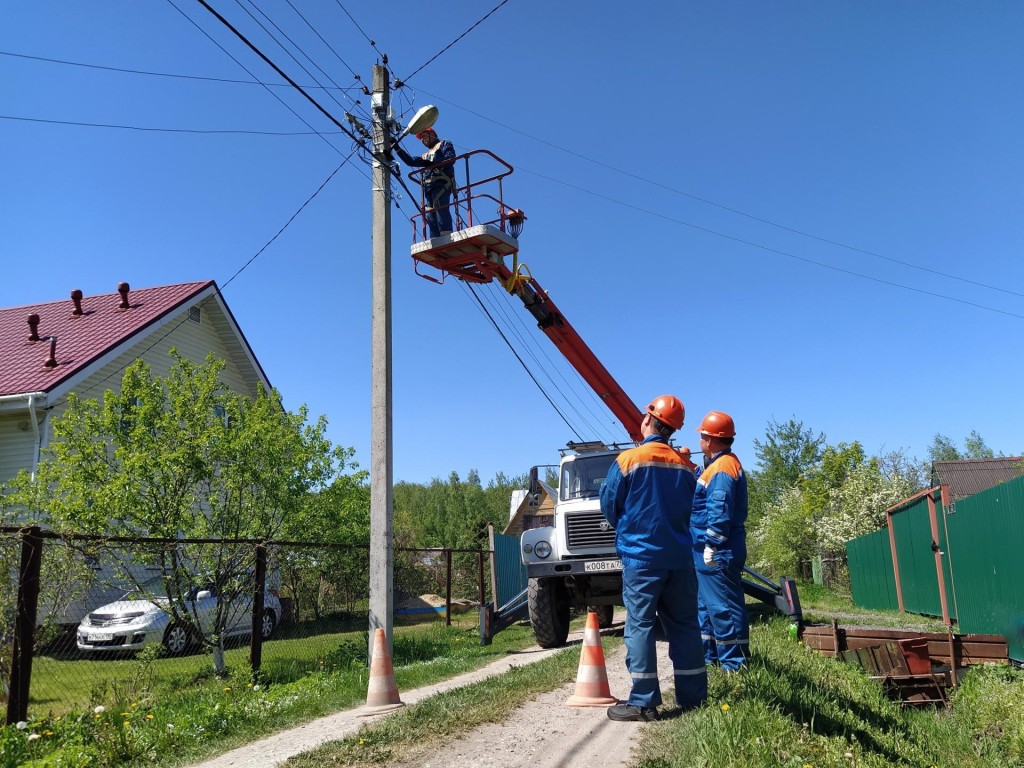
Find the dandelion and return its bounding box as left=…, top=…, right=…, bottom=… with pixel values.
left=123, top=721, right=131, bottom=729
left=223, top=687, right=231, bottom=692
left=252, top=684, right=262, bottom=692
left=120, top=712, right=131, bottom=717
left=15, top=721, right=27, bottom=730
left=359, top=739, right=365, bottom=746
left=131, top=702, right=138, bottom=708
left=43, top=730, right=53, bottom=737
left=93, top=705, right=105, bottom=715
left=721, top=703, right=730, bottom=712
left=246, top=682, right=253, bottom=688
left=28, top=733, right=40, bottom=742
left=145, top=714, right=154, bottom=720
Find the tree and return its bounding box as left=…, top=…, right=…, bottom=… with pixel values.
left=748, top=418, right=825, bottom=527
left=6, top=351, right=337, bottom=674
left=928, top=430, right=998, bottom=464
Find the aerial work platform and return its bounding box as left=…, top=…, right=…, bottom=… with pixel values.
left=410, top=224, right=520, bottom=284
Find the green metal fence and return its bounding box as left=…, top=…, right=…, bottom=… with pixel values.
left=846, top=475, right=1024, bottom=662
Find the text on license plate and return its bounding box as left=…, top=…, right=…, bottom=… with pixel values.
left=584, top=559, right=623, bottom=573
left=88, top=633, right=113, bottom=642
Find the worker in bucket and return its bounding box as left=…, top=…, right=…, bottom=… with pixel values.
left=691, top=410, right=750, bottom=670
left=394, top=125, right=456, bottom=239
left=599, top=395, right=707, bottom=721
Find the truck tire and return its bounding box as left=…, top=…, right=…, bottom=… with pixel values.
left=528, top=577, right=570, bottom=648
left=589, top=605, right=614, bottom=629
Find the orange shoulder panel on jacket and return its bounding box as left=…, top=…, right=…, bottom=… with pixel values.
left=700, top=453, right=743, bottom=484
left=617, top=441, right=686, bottom=474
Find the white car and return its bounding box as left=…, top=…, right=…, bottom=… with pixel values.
left=76, top=575, right=280, bottom=655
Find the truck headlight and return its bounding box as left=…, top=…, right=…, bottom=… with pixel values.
left=534, top=541, right=552, bottom=559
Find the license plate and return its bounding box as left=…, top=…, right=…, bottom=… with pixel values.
left=584, top=559, right=622, bottom=573
left=88, top=633, right=113, bottom=642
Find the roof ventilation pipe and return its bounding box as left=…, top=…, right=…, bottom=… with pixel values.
left=27, top=314, right=41, bottom=342
left=118, top=282, right=130, bottom=309
left=44, top=336, right=58, bottom=368
left=71, top=289, right=84, bottom=315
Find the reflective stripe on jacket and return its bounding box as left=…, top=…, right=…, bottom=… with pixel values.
left=691, top=451, right=748, bottom=556
left=599, top=435, right=696, bottom=569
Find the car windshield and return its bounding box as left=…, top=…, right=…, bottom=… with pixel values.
left=560, top=453, right=619, bottom=501
left=124, top=575, right=169, bottom=600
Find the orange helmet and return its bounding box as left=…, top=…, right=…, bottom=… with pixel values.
left=646, top=395, right=685, bottom=430
left=697, top=410, right=736, bottom=438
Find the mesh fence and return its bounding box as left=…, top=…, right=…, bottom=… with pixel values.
left=0, top=530, right=491, bottom=721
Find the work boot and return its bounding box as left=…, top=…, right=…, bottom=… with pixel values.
left=607, top=704, right=658, bottom=722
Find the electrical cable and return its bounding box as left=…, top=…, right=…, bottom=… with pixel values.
left=459, top=282, right=584, bottom=442
left=0, top=113, right=341, bottom=136
left=518, top=165, right=1024, bottom=323
left=331, top=0, right=393, bottom=79
left=481, top=281, right=622, bottom=443
left=398, top=0, right=511, bottom=86
left=0, top=49, right=360, bottom=93
left=47, top=157, right=355, bottom=412
left=235, top=0, right=362, bottom=117
left=421, top=89, right=1024, bottom=303
left=169, top=0, right=356, bottom=161
left=475, top=281, right=611, bottom=441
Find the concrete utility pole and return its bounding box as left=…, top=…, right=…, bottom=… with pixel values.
left=368, top=62, right=394, bottom=659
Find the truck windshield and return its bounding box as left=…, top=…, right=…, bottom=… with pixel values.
left=560, top=453, right=619, bottom=501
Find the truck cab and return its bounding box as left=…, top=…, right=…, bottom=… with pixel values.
left=520, top=442, right=630, bottom=647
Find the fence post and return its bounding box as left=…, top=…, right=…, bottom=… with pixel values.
left=445, top=549, right=452, bottom=627
left=249, top=543, right=267, bottom=677
left=477, top=550, right=485, bottom=607
left=7, top=527, right=43, bottom=725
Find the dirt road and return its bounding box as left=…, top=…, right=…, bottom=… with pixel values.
left=191, top=620, right=673, bottom=768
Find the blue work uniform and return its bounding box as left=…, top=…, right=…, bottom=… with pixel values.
left=395, top=139, right=456, bottom=238
left=600, top=435, right=708, bottom=710
left=691, top=449, right=750, bottom=670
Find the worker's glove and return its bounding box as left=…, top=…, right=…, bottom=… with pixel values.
left=703, top=545, right=718, bottom=567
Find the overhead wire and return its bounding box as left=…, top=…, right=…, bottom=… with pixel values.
left=332, top=0, right=394, bottom=79
left=473, top=281, right=615, bottom=442
left=0, top=49, right=361, bottom=93
left=46, top=156, right=356, bottom=411
left=420, top=89, right=1024, bottom=304
left=398, top=0, right=511, bottom=86
left=458, top=281, right=584, bottom=442
left=168, top=0, right=358, bottom=162
left=0, top=114, right=342, bottom=136
left=234, top=0, right=364, bottom=119
left=516, top=165, right=1024, bottom=323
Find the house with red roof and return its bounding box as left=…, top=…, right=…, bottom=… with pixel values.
left=1, top=280, right=271, bottom=625
left=0, top=279, right=269, bottom=491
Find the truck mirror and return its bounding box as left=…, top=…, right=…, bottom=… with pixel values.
left=528, top=466, right=540, bottom=506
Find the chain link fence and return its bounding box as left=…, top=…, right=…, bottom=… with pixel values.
left=0, top=528, right=491, bottom=722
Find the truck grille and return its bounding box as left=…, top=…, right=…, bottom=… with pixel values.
left=566, top=511, right=616, bottom=550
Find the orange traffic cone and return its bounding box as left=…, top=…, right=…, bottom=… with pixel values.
left=566, top=610, right=617, bottom=707
left=360, top=627, right=405, bottom=715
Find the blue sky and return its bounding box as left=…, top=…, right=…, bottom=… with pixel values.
left=3, top=2, right=1022, bottom=484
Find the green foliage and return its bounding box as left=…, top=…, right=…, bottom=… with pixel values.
left=928, top=430, right=998, bottom=464
left=2, top=351, right=347, bottom=674
left=748, top=418, right=825, bottom=529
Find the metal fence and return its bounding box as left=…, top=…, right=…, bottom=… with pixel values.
left=846, top=476, right=1024, bottom=662
left=0, top=527, right=491, bottom=723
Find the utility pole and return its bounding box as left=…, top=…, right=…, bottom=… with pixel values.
left=368, top=61, right=394, bottom=659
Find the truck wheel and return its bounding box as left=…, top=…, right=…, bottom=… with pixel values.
left=589, top=605, right=614, bottom=629
left=528, top=577, right=570, bottom=648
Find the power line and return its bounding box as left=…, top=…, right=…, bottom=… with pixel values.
left=332, top=0, right=391, bottom=72
left=0, top=49, right=361, bottom=92
left=398, top=0, right=511, bottom=86
left=49, top=157, right=355, bottom=412
left=0, top=113, right=341, bottom=136
left=168, top=0, right=356, bottom=160
left=423, top=89, right=1024, bottom=303
left=517, top=166, right=1024, bottom=323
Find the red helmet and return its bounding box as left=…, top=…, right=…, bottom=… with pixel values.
left=416, top=127, right=437, bottom=139
left=646, top=395, right=685, bottom=430
left=696, top=410, right=736, bottom=438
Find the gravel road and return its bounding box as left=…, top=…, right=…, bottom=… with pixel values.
left=190, top=617, right=674, bottom=768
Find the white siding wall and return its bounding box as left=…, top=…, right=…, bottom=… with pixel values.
left=0, top=412, right=37, bottom=487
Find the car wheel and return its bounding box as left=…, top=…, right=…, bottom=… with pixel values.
left=163, top=623, right=192, bottom=656
left=260, top=609, right=276, bottom=641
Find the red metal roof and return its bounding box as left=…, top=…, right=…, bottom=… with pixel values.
left=0, top=281, right=214, bottom=396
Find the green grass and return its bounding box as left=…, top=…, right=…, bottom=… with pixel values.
left=3, top=614, right=545, bottom=768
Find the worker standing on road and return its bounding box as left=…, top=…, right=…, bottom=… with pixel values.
left=599, top=395, right=707, bottom=721
left=393, top=125, right=456, bottom=239
left=692, top=411, right=750, bottom=670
